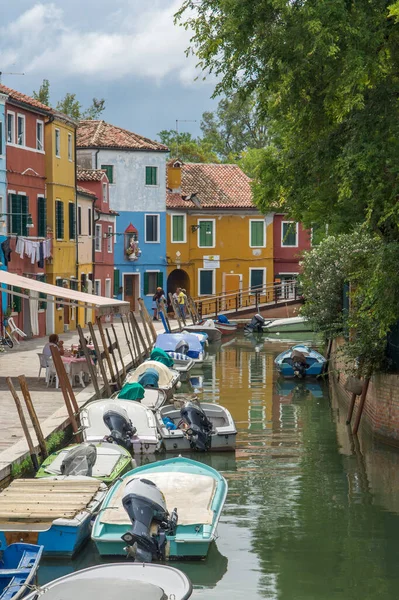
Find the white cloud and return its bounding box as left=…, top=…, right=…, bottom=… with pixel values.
left=0, top=1, right=204, bottom=86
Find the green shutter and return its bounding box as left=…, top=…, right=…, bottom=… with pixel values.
left=200, top=271, right=213, bottom=295
left=13, top=287, right=21, bottom=313
left=38, top=275, right=47, bottom=309
left=101, top=165, right=113, bottom=184
left=172, top=215, right=184, bottom=242
left=250, top=269, right=264, bottom=291
left=251, top=221, right=264, bottom=246
left=146, top=166, right=157, bottom=186
left=199, top=221, right=213, bottom=247
left=144, top=272, right=149, bottom=295
left=113, top=269, right=120, bottom=295
left=69, top=202, right=76, bottom=240
left=56, top=201, right=64, bottom=239
left=37, top=197, right=46, bottom=238
left=157, top=272, right=164, bottom=289
left=9, top=194, right=20, bottom=236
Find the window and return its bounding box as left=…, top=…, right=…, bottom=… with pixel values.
left=198, top=219, right=215, bottom=248
left=69, top=202, right=76, bottom=240
left=77, top=205, right=82, bottom=236
left=55, top=128, right=60, bottom=157
left=145, top=166, right=158, bottom=186
left=171, top=214, right=186, bottom=243
left=113, top=269, right=120, bottom=296
left=37, top=274, right=47, bottom=310
left=8, top=193, right=28, bottom=236
left=107, top=226, right=112, bottom=252
left=37, top=196, right=46, bottom=238
left=88, top=207, right=92, bottom=236
left=144, top=271, right=163, bottom=295
left=94, top=280, right=101, bottom=296
left=95, top=224, right=102, bottom=252
left=0, top=121, right=3, bottom=155
left=105, top=279, right=111, bottom=298
left=199, top=269, right=215, bottom=296
left=68, top=133, right=73, bottom=161
left=55, top=277, right=64, bottom=309
left=250, top=220, right=265, bottom=247
left=55, top=200, right=64, bottom=240
left=101, top=165, right=114, bottom=183
left=281, top=221, right=298, bottom=247
left=8, top=286, right=22, bottom=314
left=102, top=182, right=108, bottom=203
left=145, top=214, right=159, bottom=243
left=250, top=268, right=266, bottom=293
left=7, top=112, right=15, bottom=144
left=17, top=115, right=25, bottom=146
left=37, top=121, right=44, bottom=151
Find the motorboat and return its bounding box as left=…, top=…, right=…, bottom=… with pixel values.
left=274, top=344, right=327, bottom=378
left=0, top=477, right=107, bottom=556
left=155, top=333, right=205, bottom=363
left=263, top=316, right=313, bottom=333
left=244, top=313, right=265, bottom=334
left=126, top=360, right=180, bottom=399
left=23, top=563, right=193, bottom=600
left=81, top=400, right=160, bottom=454
left=0, top=543, right=43, bottom=600
left=116, top=382, right=167, bottom=411
left=211, top=316, right=238, bottom=335
left=92, top=456, right=227, bottom=560
left=149, top=347, right=195, bottom=377
left=182, top=320, right=222, bottom=343
left=35, top=442, right=135, bottom=486
left=156, top=399, right=236, bottom=452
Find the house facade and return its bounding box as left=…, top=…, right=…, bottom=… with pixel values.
left=77, top=120, right=169, bottom=312
left=76, top=185, right=95, bottom=326
left=273, top=214, right=311, bottom=287
left=0, top=91, right=7, bottom=311
left=166, top=161, right=274, bottom=299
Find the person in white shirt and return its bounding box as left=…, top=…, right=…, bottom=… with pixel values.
left=43, top=334, right=64, bottom=358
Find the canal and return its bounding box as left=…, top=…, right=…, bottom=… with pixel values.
left=39, top=334, right=399, bottom=599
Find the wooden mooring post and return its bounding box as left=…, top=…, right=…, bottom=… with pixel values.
left=50, top=346, right=82, bottom=442
left=120, top=314, right=135, bottom=366
left=6, top=377, right=39, bottom=472
left=77, top=324, right=101, bottom=399
left=88, top=322, right=112, bottom=396
left=18, top=375, right=48, bottom=460
left=352, top=377, right=371, bottom=435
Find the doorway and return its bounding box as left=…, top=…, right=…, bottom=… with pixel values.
left=124, top=273, right=140, bottom=312
left=167, top=269, right=190, bottom=297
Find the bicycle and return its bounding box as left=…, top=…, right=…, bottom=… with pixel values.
left=0, top=321, right=14, bottom=349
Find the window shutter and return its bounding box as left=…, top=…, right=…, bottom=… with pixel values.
left=13, top=287, right=22, bottom=313
left=56, top=201, right=64, bottom=239
left=69, top=203, right=76, bottom=240
left=173, top=215, right=184, bottom=242
left=101, top=165, right=113, bottom=183
left=157, top=272, right=163, bottom=289
left=250, top=270, right=264, bottom=291
left=200, top=271, right=213, bottom=295
left=251, top=222, right=263, bottom=246
left=9, top=194, right=20, bottom=235
left=144, top=272, right=149, bottom=295
left=37, top=275, right=47, bottom=309
left=37, top=197, right=46, bottom=238
left=199, top=222, right=212, bottom=247
left=113, top=269, right=120, bottom=295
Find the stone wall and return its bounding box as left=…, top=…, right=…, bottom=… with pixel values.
left=331, top=338, right=399, bottom=445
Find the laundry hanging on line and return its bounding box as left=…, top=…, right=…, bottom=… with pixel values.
left=14, top=237, right=52, bottom=265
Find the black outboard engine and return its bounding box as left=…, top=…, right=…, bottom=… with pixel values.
left=103, top=405, right=136, bottom=451
left=291, top=350, right=308, bottom=378
left=180, top=401, right=213, bottom=451
left=175, top=339, right=189, bottom=355
left=121, top=478, right=178, bottom=562
left=60, top=443, right=97, bottom=476
left=244, top=313, right=265, bottom=334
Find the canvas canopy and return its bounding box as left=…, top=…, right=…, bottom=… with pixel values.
left=0, top=270, right=129, bottom=316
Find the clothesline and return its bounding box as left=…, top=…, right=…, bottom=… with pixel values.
left=1, top=236, right=52, bottom=268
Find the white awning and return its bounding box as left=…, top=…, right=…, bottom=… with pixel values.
left=0, top=271, right=130, bottom=316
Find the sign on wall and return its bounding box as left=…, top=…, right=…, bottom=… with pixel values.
left=203, top=255, right=220, bottom=269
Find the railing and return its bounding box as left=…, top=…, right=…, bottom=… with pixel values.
left=194, top=280, right=301, bottom=319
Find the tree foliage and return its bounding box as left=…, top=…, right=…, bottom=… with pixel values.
left=32, top=79, right=105, bottom=120
left=32, top=79, right=50, bottom=105
left=157, top=129, right=219, bottom=162
left=176, top=1, right=399, bottom=239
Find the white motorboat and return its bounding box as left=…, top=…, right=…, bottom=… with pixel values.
left=126, top=360, right=180, bottom=399
left=116, top=383, right=167, bottom=411
left=81, top=399, right=160, bottom=454
left=24, top=563, right=193, bottom=600
left=263, top=316, right=313, bottom=333
left=156, top=400, right=237, bottom=452
left=182, top=320, right=222, bottom=343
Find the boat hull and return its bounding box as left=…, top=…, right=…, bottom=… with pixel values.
left=263, top=317, right=312, bottom=334
left=275, top=344, right=326, bottom=378
left=214, top=323, right=237, bottom=335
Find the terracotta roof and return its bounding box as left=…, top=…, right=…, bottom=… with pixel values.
left=166, top=163, right=255, bottom=210
left=0, top=83, right=51, bottom=113
left=77, top=120, right=168, bottom=152
left=77, top=185, right=96, bottom=198
left=77, top=169, right=107, bottom=182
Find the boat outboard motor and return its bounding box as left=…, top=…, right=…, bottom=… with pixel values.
left=60, top=443, right=97, bottom=477
left=291, top=350, right=308, bottom=378
left=175, top=339, right=189, bottom=356
left=137, top=368, right=160, bottom=389
left=103, top=405, right=136, bottom=451
left=121, top=478, right=178, bottom=562
left=244, top=313, right=265, bottom=334
left=180, top=401, right=213, bottom=451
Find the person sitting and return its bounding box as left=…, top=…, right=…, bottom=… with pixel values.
left=43, top=334, right=65, bottom=358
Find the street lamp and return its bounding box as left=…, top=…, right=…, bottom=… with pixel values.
left=0, top=212, right=34, bottom=229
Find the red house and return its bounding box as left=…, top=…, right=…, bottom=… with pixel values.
left=273, top=214, right=311, bottom=286
left=2, top=84, right=52, bottom=337
left=76, top=169, right=117, bottom=300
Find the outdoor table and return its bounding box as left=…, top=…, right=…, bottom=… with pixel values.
left=61, top=355, right=93, bottom=387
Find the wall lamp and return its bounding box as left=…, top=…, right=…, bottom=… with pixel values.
left=0, top=212, right=34, bottom=228
left=191, top=224, right=212, bottom=234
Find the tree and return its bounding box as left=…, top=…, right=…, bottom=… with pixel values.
left=82, top=98, right=106, bottom=120
left=157, top=129, right=219, bottom=162
left=56, top=93, right=82, bottom=120
left=32, top=80, right=105, bottom=120
left=32, top=79, right=50, bottom=105
left=176, top=1, right=399, bottom=240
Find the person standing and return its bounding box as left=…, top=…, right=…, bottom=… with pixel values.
left=178, top=287, right=187, bottom=319
left=152, top=287, right=166, bottom=320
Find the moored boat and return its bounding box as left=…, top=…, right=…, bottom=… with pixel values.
left=0, top=477, right=107, bottom=556
left=263, top=316, right=313, bottom=334
left=203, top=316, right=238, bottom=335
left=116, top=382, right=167, bottom=411
left=182, top=320, right=222, bottom=343
left=126, top=360, right=180, bottom=399
left=155, top=333, right=205, bottom=363
left=23, top=563, right=193, bottom=600
left=35, top=442, right=135, bottom=485
left=81, top=400, right=159, bottom=454
left=274, top=344, right=326, bottom=378
left=0, top=543, right=43, bottom=600
left=92, top=456, right=227, bottom=560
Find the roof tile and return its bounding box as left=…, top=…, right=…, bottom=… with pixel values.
left=0, top=83, right=51, bottom=112
left=77, top=185, right=97, bottom=197
left=77, top=169, right=107, bottom=182
left=77, top=120, right=168, bottom=152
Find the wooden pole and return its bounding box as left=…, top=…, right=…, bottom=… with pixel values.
left=77, top=324, right=101, bottom=399
left=49, top=346, right=82, bottom=442
left=352, top=377, right=371, bottom=435
left=346, top=393, right=357, bottom=425
left=88, top=322, right=112, bottom=396
left=6, top=377, right=39, bottom=471
left=96, top=317, right=118, bottom=389
left=138, top=300, right=153, bottom=351
left=112, top=323, right=127, bottom=380
left=105, top=326, right=122, bottom=388
left=130, top=310, right=149, bottom=359
left=168, top=293, right=183, bottom=332
left=120, top=315, right=135, bottom=366
left=18, top=375, right=48, bottom=460
left=138, top=298, right=157, bottom=343
left=128, top=311, right=141, bottom=362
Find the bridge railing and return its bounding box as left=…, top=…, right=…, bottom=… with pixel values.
left=194, top=279, right=301, bottom=319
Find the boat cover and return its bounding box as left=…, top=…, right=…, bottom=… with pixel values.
left=150, top=348, right=174, bottom=368
left=118, top=382, right=145, bottom=401
left=155, top=333, right=203, bottom=356
left=100, top=472, right=216, bottom=526
left=128, top=361, right=177, bottom=388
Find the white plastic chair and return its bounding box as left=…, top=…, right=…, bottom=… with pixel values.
left=37, top=353, right=48, bottom=380
left=45, top=357, right=59, bottom=389
left=7, top=317, right=27, bottom=345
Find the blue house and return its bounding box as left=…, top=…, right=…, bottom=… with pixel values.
left=0, top=91, right=8, bottom=311
left=76, top=120, right=169, bottom=312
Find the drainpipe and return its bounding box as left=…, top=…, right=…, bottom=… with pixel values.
left=74, top=126, right=79, bottom=325
left=93, top=204, right=100, bottom=288
left=94, top=149, right=100, bottom=169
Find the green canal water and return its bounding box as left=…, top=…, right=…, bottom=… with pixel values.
left=39, top=334, right=399, bottom=599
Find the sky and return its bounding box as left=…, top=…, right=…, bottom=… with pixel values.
left=0, top=0, right=218, bottom=141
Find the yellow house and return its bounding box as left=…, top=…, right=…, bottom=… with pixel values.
left=45, top=112, right=78, bottom=334
left=166, top=161, right=274, bottom=300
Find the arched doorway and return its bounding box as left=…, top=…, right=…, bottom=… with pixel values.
left=167, top=269, right=190, bottom=298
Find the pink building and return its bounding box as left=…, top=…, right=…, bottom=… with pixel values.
left=273, top=214, right=311, bottom=284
